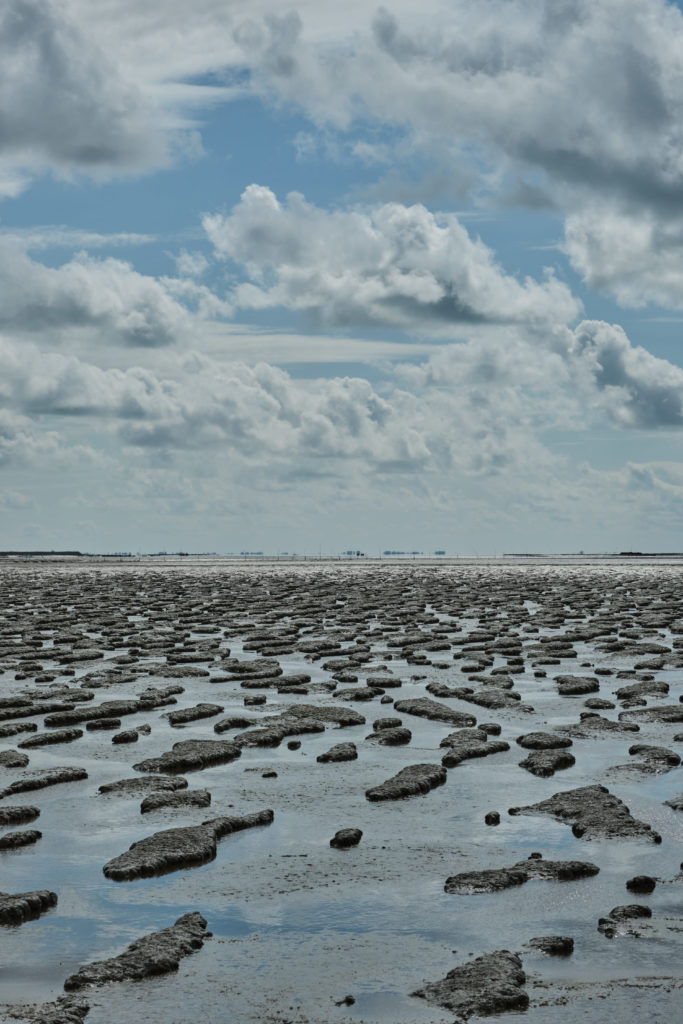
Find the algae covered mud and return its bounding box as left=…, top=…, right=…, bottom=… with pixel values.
left=0, top=557, right=682, bottom=1023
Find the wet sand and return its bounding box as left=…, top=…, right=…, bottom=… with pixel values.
left=0, top=558, right=681, bottom=1022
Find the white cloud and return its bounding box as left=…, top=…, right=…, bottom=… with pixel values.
left=565, top=204, right=683, bottom=309
left=204, top=185, right=580, bottom=330
left=0, top=238, right=199, bottom=346
left=232, top=1, right=683, bottom=210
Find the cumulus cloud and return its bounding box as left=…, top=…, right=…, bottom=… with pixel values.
left=204, top=185, right=580, bottom=330
left=0, top=0, right=169, bottom=184
left=570, top=320, right=683, bottom=428
left=0, top=239, right=203, bottom=346
left=233, top=0, right=683, bottom=211
left=565, top=204, right=683, bottom=309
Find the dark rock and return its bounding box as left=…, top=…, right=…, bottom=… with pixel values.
left=103, top=809, right=274, bottom=880
left=27, top=994, right=90, bottom=1023
left=140, top=789, right=211, bottom=813
left=99, top=775, right=188, bottom=796
left=555, top=675, right=599, bottom=696
left=519, top=749, right=576, bottom=777
left=0, top=721, right=38, bottom=738
left=244, top=694, right=267, bottom=706
left=86, top=718, right=121, bottom=731
left=112, top=729, right=138, bottom=744
left=445, top=859, right=598, bottom=894
left=64, top=912, right=209, bottom=989
left=665, top=793, right=683, bottom=811
left=330, top=828, right=362, bottom=848
left=629, top=743, right=680, bottom=767
left=18, top=728, right=83, bottom=748
left=366, top=726, right=412, bottom=745
left=527, top=936, right=574, bottom=956
left=412, top=950, right=528, bottom=1018
left=0, top=765, right=87, bottom=798
left=166, top=703, right=224, bottom=726
left=598, top=904, right=652, bottom=938
left=620, top=704, right=683, bottom=724
left=0, top=828, right=42, bottom=849
left=561, top=715, right=640, bottom=738
left=366, top=763, right=447, bottom=801
left=516, top=732, right=572, bottom=750
left=44, top=699, right=141, bottom=727
left=261, top=770, right=277, bottom=778
left=509, top=784, right=661, bottom=842
left=485, top=811, right=500, bottom=826
left=0, top=748, right=29, bottom=768
left=233, top=718, right=324, bottom=748
left=212, top=716, right=256, bottom=733
left=287, top=740, right=301, bottom=750
left=615, top=680, right=669, bottom=701
left=626, top=875, right=656, bottom=894
left=439, top=728, right=509, bottom=768
left=284, top=704, right=366, bottom=728
left=394, top=698, right=476, bottom=727
left=317, top=742, right=357, bottom=763
left=0, top=888, right=57, bottom=925
left=133, top=739, right=241, bottom=774
left=0, top=805, right=40, bottom=826
left=480, top=722, right=502, bottom=735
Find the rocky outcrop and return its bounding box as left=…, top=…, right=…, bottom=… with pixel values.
left=366, top=763, right=447, bottom=801
left=103, top=809, right=274, bottom=880
left=133, top=739, right=241, bottom=774
left=394, top=698, right=476, bottom=727
left=0, top=889, right=57, bottom=925
left=64, top=912, right=209, bottom=989
left=519, top=749, right=575, bottom=777
left=316, top=742, right=357, bottom=763
left=140, top=789, right=211, bottom=813
left=412, top=950, right=528, bottom=1018
left=509, top=785, right=661, bottom=841
left=445, top=857, right=599, bottom=894
left=0, top=766, right=87, bottom=798
left=330, top=828, right=362, bottom=848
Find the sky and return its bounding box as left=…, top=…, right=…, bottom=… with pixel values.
left=4, top=0, right=683, bottom=554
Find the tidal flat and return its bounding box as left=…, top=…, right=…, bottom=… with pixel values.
left=0, top=557, right=682, bottom=1023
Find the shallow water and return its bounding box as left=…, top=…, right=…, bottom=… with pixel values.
left=0, top=558, right=682, bottom=1022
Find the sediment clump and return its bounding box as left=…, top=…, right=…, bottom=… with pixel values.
left=412, top=950, right=528, bottom=1017
left=394, top=698, right=476, bottom=727
left=366, top=763, right=447, bottom=801
left=140, top=789, right=211, bottom=813
left=519, top=749, right=576, bottom=777
left=99, top=776, right=188, bottom=796
left=133, top=739, right=241, bottom=774
left=0, top=805, right=40, bottom=825
left=18, top=728, right=83, bottom=748
left=0, top=829, right=42, bottom=850
left=509, top=784, right=661, bottom=841
left=103, top=809, right=274, bottom=880
left=0, top=766, right=87, bottom=798
left=0, top=889, right=57, bottom=925
left=445, top=857, right=599, bottom=893
left=440, top=728, right=509, bottom=768
left=330, top=828, right=362, bottom=848
left=64, top=912, right=209, bottom=989
left=317, top=742, right=357, bottom=763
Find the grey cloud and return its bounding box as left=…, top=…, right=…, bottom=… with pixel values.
left=235, top=1, right=683, bottom=212
left=0, top=239, right=196, bottom=346
left=572, top=320, right=683, bottom=427
left=204, top=186, right=580, bottom=331
left=0, top=0, right=167, bottom=179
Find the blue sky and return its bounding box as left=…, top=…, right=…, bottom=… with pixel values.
left=3, top=0, right=683, bottom=554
